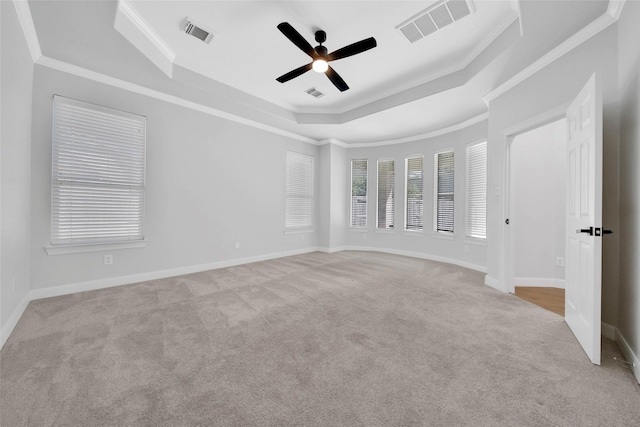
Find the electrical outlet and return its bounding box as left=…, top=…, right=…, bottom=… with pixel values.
left=464, top=245, right=470, bottom=254
left=235, top=242, right=240, bottom=249
left=556, top=257, right=565, bottom=267
left=104, top=254, right=113, bottom=265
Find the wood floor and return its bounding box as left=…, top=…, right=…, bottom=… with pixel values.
left=515, top=286, right=565, bottom=316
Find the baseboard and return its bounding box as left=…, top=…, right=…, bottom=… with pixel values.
left=317, top=246, right=349, bottom=254
left=601, top=322, right=617, bottom=340
left=614, top=327, right=640, bottom=384
left=30, top=245, right=488, bottom=301
left=336, top=245, right=487, bottom=273
left=30, top=247, right=322, bottom=301
left=514, top=277, right=565, bottom=289
left=0, top=292, right=31, bottom=350
left=484, top=275, right=505, bottom=293
left=14, top=245, right=490, bottom=349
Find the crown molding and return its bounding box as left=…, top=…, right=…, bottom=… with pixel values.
left=483, top=2, right=621, bottom=105
left=114, top=0, right=175, bottom=78
left=13, top=0, right=491, bottom=148
left=12, top=0, right=41, bottom=62
left=338, top=112, right=488, bottom=149
left=301, top=12, right=519, bottom=121
left=35, top=56, right=319, bottom=145
left=607, top=0, right=626, bottom=20
left=510, top=0, right=524, bottom=36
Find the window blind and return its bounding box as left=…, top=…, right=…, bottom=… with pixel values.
left=51, top=96, right=146, bottom=245
left=435, top=151, right=455, bottom=233
left=285, top=151, right=314, bottom=229
left=405, top=156, right=423, bottom=231
left=351, top=159, right=368, bottom=228
left=466, top=141, right=487, bottom=239
left=377, top=160, right=395, bottom=229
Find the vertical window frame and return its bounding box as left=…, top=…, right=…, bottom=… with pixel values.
left=434, top=149, right=455, bottom=234
left=376, top=158, right=395, bottom=230
left=50, top=95, right=147, bottom=248
left=350, top=159, right=368, bottom=229
left=285, top=151, right=314, bottom=231
left=404, top=154, right=424, bottom=232
left=465, top=140, right=487, bottom=240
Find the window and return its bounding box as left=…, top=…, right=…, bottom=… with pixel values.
left=285, top=151, right=314, bottom=229
left=377, top=159, right=394, bottom=229
left=466, top=141, right=487, bottom=239
left=435, top=150, right=455, bottom=233
left=51, top=96, right=146, bottom=246
left=351, top=159, right=368, bottom=228
left=405, top=156, right=424, bottom=231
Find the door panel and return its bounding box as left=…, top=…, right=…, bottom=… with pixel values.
left=565, top=73, right=602, bottom=365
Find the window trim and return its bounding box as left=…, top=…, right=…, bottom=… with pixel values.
left=350, top=159, right=368, bottom=229
left=376, top=158, right=395, bottom=231
left=284, top=151, right=314, bottom=231
left=433, top=148, right=455, bottom=235
left=404, top=154, right=424, bottom=233
left=49, top=95, right=146, bottom=251
left=465, top=139, right=488, bottom=240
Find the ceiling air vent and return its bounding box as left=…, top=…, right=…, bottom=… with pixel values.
left=184, top=18, right=214, bottom=43
left=397, top=0, right=474, bottom=44
left=305, top=87, right=325, bottom=99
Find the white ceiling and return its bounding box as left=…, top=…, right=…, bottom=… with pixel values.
left=26, top=0, right=611, bottom=144
left=126, top=0, right=516, bottom=113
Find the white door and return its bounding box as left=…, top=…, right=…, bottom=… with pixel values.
left=565, top=73, right=603, bottom=365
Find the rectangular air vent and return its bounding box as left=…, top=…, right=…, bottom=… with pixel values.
left=184, top=18, right=214, bottom=43
left=397, top=0, right=474, bottom=44
left=305, top=87, right=325, bottom=98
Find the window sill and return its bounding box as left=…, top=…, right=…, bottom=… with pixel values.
left=46, top=240, right=147, bottom=255
left=431, top=232, right=455, bottom=240
left=464, top=237, right=487, bottom=246
left=403, top=230, right=424, bottom=236
left=349, top=227, right=368, bottom=233
left=283, top=227, right=314, bottom=235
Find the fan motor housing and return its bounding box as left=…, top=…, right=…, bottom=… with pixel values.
left=314, top=45, right=328, bottom=57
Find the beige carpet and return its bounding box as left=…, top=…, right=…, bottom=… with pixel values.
left=1, top=251, right=639, bottom=426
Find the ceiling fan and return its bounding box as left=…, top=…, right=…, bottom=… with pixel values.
left=275, top=22, right=377, bottom=92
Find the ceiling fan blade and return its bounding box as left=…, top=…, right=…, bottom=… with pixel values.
left=276, top=63, right=313, bottom=83
left=327, top=37, right=377, bottom=62
left=325, top=66, right=349, bottom=92
left=277, top=22, right=316, bottom=58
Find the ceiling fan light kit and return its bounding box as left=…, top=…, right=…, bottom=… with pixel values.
left=312, top=59, right=328, bottom=73
left=276, top=22, right=377, bottom=92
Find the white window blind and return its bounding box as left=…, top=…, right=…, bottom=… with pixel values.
left=466, top=141, right=487, bottom=239
left=51, top=96, right=146, bottom=246
left=435, top=150, right=455, bottom=233
left=377, top=160, right=394, bottom=229
left=285, top=151, right=314, bottom=229
left=405, top=156, right=423, bottom=231
left=351, top=159, right=368, bottom=228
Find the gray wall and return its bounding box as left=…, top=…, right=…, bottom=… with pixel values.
left=617, top=0, right=640, bottom=375
left=486, top=24, right=620, bottom=326
left=344, top=121, right=488, bottom=271
left=0, top=2, right=34, bottom=342
left=511, top=119, right=566, bottom=286
left=29, top=66, right=319, bottom=293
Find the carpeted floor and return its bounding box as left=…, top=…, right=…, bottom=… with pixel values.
left=1, top=251, right=639, bottom=426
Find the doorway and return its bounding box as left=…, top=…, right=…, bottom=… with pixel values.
left=508, top=118, right=567, bottom=316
